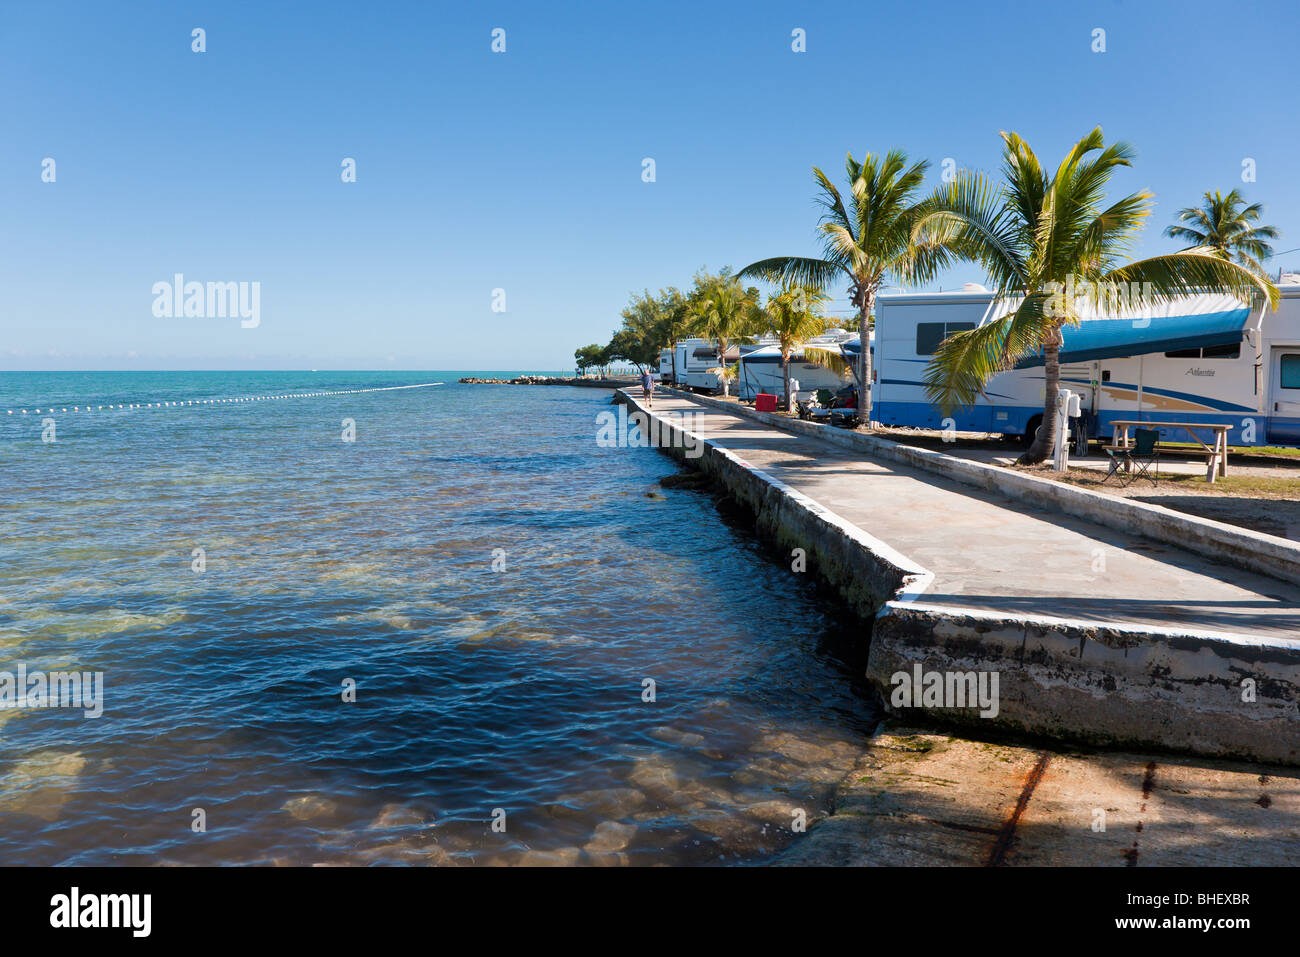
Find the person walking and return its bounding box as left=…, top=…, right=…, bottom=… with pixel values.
left=640, top=368, right=656, bottom=408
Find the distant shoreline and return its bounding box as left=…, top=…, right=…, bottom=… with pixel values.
left=459, top=375, right=638, bottom=387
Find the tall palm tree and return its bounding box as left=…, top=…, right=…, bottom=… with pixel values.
left=761, top=285, right=832, bottom=410
left=916, top=128, right=1278, bottom=464
left=686, top=277, right=760, bottom=398
left=1165, top=189, right=1279, bottom=274
left=739, top=150, right=962, bottom=424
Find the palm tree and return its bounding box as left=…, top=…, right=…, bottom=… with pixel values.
left=686, top=277, right=760, bottom=397
left=916, top=128, right=1278, bottom=465
left=739, top=150, right=962, bottom=424
left=761, top=285, right=832, bottom=410
left=1165, top=189, right=1279, bottom=274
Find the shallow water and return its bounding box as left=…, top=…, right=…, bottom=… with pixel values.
left=0, top=372, right=877, bottom=865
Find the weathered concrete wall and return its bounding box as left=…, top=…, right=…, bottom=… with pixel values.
left=663, top=387, right=1300, bottom=587
left=620, top=389, right=1300, bottom=765
left=870, top=602, right=1300, bottom=765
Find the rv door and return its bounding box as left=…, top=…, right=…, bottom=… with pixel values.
left=1267, top=348, right=1300, bottom=445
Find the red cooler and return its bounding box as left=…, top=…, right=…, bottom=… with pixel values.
left=755, top=393, right=778, bottom=412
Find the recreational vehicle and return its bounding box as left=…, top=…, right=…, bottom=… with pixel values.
left=657, top=348, right=676, bottom=383
left=675, top=339, right=766, bottom=393
left=676, top=339, right=724, bottom=392
left=735, top=330, right=856, bottom=401
left=869, top=282, right=1300, bottom=447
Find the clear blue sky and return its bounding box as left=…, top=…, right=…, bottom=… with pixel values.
left=3, top=0, right=1297, bottom=370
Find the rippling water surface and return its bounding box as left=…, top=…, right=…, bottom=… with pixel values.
left=0, top=371, right=877, bottom=865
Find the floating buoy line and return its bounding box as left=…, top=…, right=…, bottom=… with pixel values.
left=5, top=381, right=444, bottom=415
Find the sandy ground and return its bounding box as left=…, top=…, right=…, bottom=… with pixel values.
left=780, top=724, right=1300, bottom=866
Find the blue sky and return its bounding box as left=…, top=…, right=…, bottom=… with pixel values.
left=3, top=0, right=1297, bottom=370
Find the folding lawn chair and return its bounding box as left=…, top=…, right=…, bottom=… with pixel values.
left=1126, top=428, right=1161, bottom=486
left=1102, top=427, right=1160, bottom=487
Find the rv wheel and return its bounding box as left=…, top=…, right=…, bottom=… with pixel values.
left=1022, top=415, right=1043, bottom=449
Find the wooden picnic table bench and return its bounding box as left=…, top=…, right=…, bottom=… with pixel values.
left=1109, top=420, right=1231, bottom=483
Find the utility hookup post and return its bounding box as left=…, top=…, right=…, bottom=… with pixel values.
left=1053, top=388, right=1082, bottom=472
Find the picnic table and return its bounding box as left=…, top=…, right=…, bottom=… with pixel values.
left=1108, top=420, right=1231, bottom=483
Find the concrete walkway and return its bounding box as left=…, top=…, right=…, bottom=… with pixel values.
left=650, top=392, right=1300, bottom=641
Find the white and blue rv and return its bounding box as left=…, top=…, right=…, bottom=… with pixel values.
left=867, top=281, right=1300, bottom=447
left=734, top=330, right=856, bottom=401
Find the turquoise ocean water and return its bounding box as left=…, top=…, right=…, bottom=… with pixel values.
left=0, top=372, right=875, bottom=865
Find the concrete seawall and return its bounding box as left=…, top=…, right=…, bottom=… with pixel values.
left=615, top=394, right=928, bottom=617
left=659, top=387, right=1300, bottom=587
left=616, top=389, right=1300, bottom=765
left=872, top=603, right=1300, bottom=764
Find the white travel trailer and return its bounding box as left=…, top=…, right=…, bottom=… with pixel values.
left=735, top=331, right=856, bottom=401
left=657, top=348, right=676, bottom=382
left=676, top=338, right=723, bottom=391
left=870, top=283, right=1300, bottom=447
left=675, top=339, right=762, bottom=393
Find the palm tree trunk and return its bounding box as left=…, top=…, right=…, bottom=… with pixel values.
left=719, top=337, right=729, bottom=397
left=782, top=350, right=792, bottom=412
left=1020, top=334, right=1062, bottom=465
left=858, top=288, right=874, bottom=426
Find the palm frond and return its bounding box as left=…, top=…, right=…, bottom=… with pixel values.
left=803, top=347, right=854, bottom=379
left=913, top=173, right=1027, bottom=289
left=1104, top=249, right=1279, bottom=309
left=812, top=166, right=853, bottom=240
left=923, top=296, right=1057, bottom=413
left=737, top=256, right=848, bottom=288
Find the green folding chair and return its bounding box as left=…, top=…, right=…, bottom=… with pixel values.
left=1126, top=428, right=1161, bottom=486
left=1102, top=428, right=1160, bottom=487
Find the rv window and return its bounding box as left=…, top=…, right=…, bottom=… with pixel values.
left=915, top=322, right=976, bottom=355
left=1201, top=343, right=1241, bottom=359
left=1164, top=344, right=1241, bottom=359
left=1282, top=355, right=1300, bottom=389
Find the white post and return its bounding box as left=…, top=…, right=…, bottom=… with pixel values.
left=1053, top=388, right=1081, bottom=471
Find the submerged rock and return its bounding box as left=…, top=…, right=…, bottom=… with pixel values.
left=282, top=794, right=339, bottom=821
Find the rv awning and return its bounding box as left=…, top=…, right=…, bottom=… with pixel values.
left=1013, top=307, right=1252, bottom=368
